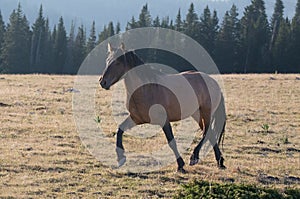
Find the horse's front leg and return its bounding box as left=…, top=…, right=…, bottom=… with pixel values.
left=116, top=116, right=136, bottom=167
left=162, top=122, right=186, bottom=173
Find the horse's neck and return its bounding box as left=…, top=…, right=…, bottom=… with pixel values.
left=124, top=71, right=144, bottom=95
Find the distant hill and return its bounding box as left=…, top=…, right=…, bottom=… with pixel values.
left=0, top=0, right=297, bottom=32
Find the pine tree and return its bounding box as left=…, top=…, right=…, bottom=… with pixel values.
left=153, top=16, right=160, bottom=27
left=51, top=25, right=57, bottom=70
left=52, top=25, right=57, bottom=45
left=210, top=10, right=219, bottom=57
left=97, top=22, right=115, bottom=44
left=184, top=3, right=200, bottom=39
left=175, top=9, right=183, bottom=32
left=161, top=16, right=170, bottom=28
left=169, top=20, right=174, bottom=30
left=126, top=16, right=138, bottom=30
left=199, top=6, right=219, bottom=58
left=115, top=22, right=121, bottom=34
left=270, top=0, right=284, bottom=50
left=72, top=25, right=86, bottom=74
left=43, top=18, right=53, bottom=73
left=98, top=25, right=108, bottom=44
left=138, top=4, right=151, bottom=27
left=107, top=21, right=115, bottom=37
left=270, top=0, right=285, bottom=71
left=1, top=3, right=31, bottom=73
left=290, top=0, right=300, bottom=71
left=86, top=21, right=96, bottom=53
left=0, top=10, right=6, bottom=72
left=273, top=18, right=291, bottom=72
left=30, top=5, right=47, bottom=73
left=240, top=0, right=270, bottom=72
left=216, top=4, right=242, bottom=72
left=64, top=21, right=75, bottom=73
left=53, top=16, right=67, bottom=73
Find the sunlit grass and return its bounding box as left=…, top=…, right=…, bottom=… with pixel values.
left=0, top=74, right=299, bottom=198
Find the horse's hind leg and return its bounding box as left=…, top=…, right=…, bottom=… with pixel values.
left=189, top=135, right=206, bottom=166
left=190, top=111, right=209, bottom=166
left=116, top=116, right=136, bottom=167
left=191, top=110, right=203, bottom=131
left=213, top=144, right=225, bottom=169
left=207, top=133, right=226, bottom=169
left=190, top=122, right=225, bottom=169
left=162, top=121, right=185, bottom=173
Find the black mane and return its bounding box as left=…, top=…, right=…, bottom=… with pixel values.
left=120, top=50, right=164, bottom=81
left=122, top=50, right=144, bottom=68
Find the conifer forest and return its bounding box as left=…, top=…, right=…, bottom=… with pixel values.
left=1, top=0, right=300, bottom=74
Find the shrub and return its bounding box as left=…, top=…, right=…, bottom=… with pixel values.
left=175, top=180, right=300, bottom=199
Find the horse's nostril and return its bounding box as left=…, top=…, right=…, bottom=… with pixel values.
left=100, top=79, right=106, bottom=88
left=99, top=76, right=103, bottom=82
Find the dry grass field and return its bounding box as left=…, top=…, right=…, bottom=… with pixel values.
left=0, top=74, right=299, bottom=198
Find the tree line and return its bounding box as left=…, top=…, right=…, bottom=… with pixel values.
left=0, top=0, right=300, bottom=74
left=0, top=4, right=121, bottom=74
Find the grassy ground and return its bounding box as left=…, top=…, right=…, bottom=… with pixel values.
left=0, top=74, right=299, bottom=198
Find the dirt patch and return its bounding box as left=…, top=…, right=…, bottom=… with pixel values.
left=0, top=102, right=11, bottom=107
left=257, top=173, right=280, bottom=184
left=284, top=176, right=300, bottom=185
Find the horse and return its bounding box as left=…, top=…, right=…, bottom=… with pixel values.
left=99, top=43, right=226, bottom=173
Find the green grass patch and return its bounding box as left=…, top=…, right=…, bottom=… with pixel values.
left=175, top=180, right=300, bottom=199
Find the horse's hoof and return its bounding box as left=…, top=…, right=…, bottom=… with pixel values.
left=189, top=154, right=199, bottom=166
left=189, top=159, right=199, bottom=166
left=190, top=158, right=199, bottom=166
left=177, top=167, right=187, bottom=174
left=218, top=157, right=226, bottom=169
left=117, top=156, right=126, bottom=168
left=218, top=162, right=226, bottom=170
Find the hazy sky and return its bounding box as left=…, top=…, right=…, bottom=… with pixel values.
left=0, top=0, right=297, bottom=32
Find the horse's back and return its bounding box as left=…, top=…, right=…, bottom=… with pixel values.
left=160, top=71, right=222, bottom=119
left=167, top=71, right=222, bottom=113
left=128, top=71, right=222, bottom=124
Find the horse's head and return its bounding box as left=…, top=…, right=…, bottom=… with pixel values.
left=99, top=43, right=128, bottom=90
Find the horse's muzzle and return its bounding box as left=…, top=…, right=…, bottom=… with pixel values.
left=99, top=78, right=110, bottom=90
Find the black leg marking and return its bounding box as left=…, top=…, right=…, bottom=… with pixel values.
left=190, top=136, right=206, bottom=166
left=162, top=122, right=186, bottom=173
left=115, top=116, right=136, bottom=168
left=213, top=144, right=226, bottom=169
left=209, top=134, right=226, bottom=169
left=116, top=128, right=126, bottom=167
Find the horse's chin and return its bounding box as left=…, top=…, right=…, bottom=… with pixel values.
left=101, top=85, right=111, bottom=90
left=100, top=84, right=110, bottom=90
left=101, top=78, right=120, bottom=90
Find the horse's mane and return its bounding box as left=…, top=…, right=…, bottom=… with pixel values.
left=123, top=51, right=144, bottom=68
left=123, top=50, right=164, bottom=82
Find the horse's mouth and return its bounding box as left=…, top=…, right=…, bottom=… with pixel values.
left=100, top=84, right=110, bottom=90
left=100, top=79, right=111, bottom=90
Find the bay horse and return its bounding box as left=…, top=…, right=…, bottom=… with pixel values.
left=99, top=43, right=226, bottom=173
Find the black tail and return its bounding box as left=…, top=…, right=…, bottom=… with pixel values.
left=212, top=93, right=226, bottom=150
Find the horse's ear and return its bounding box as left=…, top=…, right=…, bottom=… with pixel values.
left=107, top=42, right=113, bottom=53
left=120, top=42, right=126, bottom=52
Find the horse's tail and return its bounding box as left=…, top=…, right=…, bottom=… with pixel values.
left=212, top=93, right=226, bottom=150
